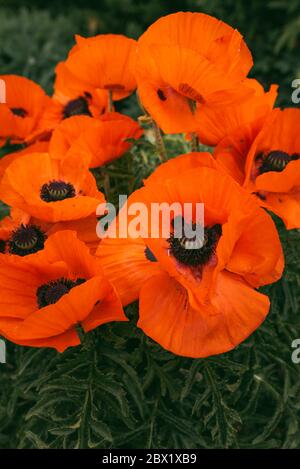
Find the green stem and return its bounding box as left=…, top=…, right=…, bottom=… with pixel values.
left=102, top=171, right=110, bottom=199
left=77, top=324, right=95, bottom=350
left=152, top=120, right=167, bottom=162
left=76, top=323, right=86, bottom=345
left=191, top=133, right=199, bottom=152
left=136, top=90, right=167, bottom=162
left=108, top=89, right=114, bottom=112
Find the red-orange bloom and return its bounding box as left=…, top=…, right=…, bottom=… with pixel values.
left=33, top=62, right=109, bottom=136
left=0, top=207, right=46, bottom=257
left=0, top=152, right=105, bottom=222
left=97, top=154, right=283, bottom=358
left=0, top=208, right=30, bottom=253
left=0, top=230, right=126, bottom=351
left=0, top=75, right=51, bottom=146
left=49, top=112, right=143, bottom=168
left=42, top=215, right=100, bottom=255
left=64, top=34, right=137, bottom=101
left=136, top=12, right=253, bottom=134
left=192, top=79, right=278, bottom=146
left=0, top=141, right=49, bottom=183
left=215, top=108, right=300, bottom=229
left=0, top=206, right=100, bottom=257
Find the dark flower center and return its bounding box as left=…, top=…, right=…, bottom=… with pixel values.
left=0, top=239, right=6, bottom=254
left=257, top=150, right=300, bottom=174
left=63, top=96, right=91, bottom=119
left=36, top=277, right=86, bottom=308
left=145, top=246, right=157, bottom=262
left=168, top=220, right=222, bottom=267
left=40, top=180, right=76, bottom=202
left=11, top=107, right=28, bottom=118
left=8, top=224, right=46, bottom=256
left=157, top=89, right=167, bottom=101
left=254, top=191, right=267, bottom=201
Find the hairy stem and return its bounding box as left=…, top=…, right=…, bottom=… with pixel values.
left=191, top=133, right=199, bottom=152
left=152, top=120, right=167, bottom=162
left=108, top=89, right=114, bottom=112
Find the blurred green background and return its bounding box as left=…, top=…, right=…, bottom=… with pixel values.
left=0, top=0, right=299, bottom=107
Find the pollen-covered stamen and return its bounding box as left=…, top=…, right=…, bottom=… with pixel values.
left=36, top=277, right=86, bottom=308
left=8, top=224, right=46, bottom=256
left=11, top=107, right=28, bottom=118
left=0, top=239, right=6, bottom=254
left=257, top=150, right=299, bottom=174
left=63, top=96, right=91, bottom=119
left=40, top=180, right=76, bottom=202
left=168, top=221, right=222, bottom=267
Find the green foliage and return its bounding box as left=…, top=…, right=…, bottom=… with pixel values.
left=0, top=2, right=300, bottom=450
left=1, top=134, right=300, bottom=449
left=0, top=0, right=299, bottom=102
left=0, top=8, right=82, bottom=93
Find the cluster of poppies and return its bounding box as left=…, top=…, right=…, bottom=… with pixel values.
left=0, top=12, right=299, bottom=358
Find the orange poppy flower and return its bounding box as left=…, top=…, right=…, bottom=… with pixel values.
left=0, top=152, right=105, bottom=222
left=0, top=206, right=99, bottom=257
left=136, top=12, right=253, bottom=134
left=64, top=34, right=137, bottom=101
left=0, top=75, right=51, bottom=146
left=216, top=108, right=300, bottom=229
left=49, top=112, right=143, bottom=168
left=44, top=215, right=100, bottom=255
left=0, top=208, right=30, bottom=253
left=213, top=120, right=267, bottom=186
left=0, top=230, right=126, bottom=351
left=192, top=79, right=278, bottom=146
left=144, top=151, right=221, bottom=185
left=97, top=154, right=283, bottom=357
left=33, top=62, right=109, bottom=136
left=0, top=141, right=49, bottom=182
left=96, top=152, right=220, bottom=306
left=48, top=114, right=99, bottom=161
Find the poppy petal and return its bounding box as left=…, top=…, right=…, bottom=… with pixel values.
left=138, top=271, right=269, bottom=358
left=96, top=237, right=162, bottom=306
left=65, top=34, right=137, bottom=99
